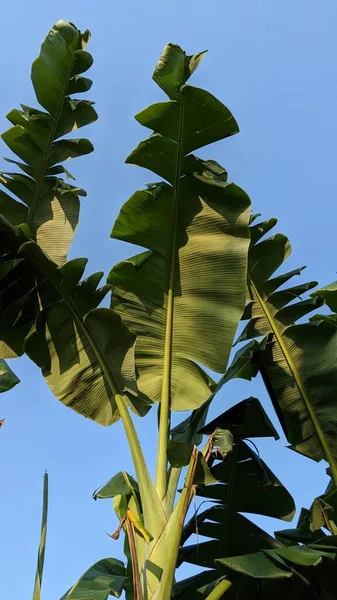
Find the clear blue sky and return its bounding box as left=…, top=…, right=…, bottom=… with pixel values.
left=1, top=1, right=337, bottom=598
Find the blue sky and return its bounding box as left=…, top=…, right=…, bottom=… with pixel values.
left=1, top=1, right=337, bottom=598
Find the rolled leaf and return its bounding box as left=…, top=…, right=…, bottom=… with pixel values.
left=32, top=472, right=48, bottom=600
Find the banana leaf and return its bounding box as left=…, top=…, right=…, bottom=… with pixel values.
left=0, top=21, right=96, bottom=268
left=238, top=216, right=337, bottom=479
left=108, top=45, right=251, bottom=411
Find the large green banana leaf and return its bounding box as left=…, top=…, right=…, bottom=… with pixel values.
left=238, top=216, right=337, bottom=477
left=176, top=400, right=292, bottom=573
left=174, top=399, right=296, bottom=599
left=179, top=508, right=281, bottom=570
left=216, top=540, right=337, bottom=599
left=0, top=225, right=142, bottom=425
left=194, top=398, right=295, bottom=522
left=108, top=45, right=251, bottom=410
left=0, top=20, right=96, bottom=267
left=176, top=525, right=336, bottom=599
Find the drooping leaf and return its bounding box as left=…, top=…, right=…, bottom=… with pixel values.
left=216, top=552, right=291, bottom=579
left=127, top=509, right=154, bottom=543
left=197, top=440, right=295, bottom=521
left=312, top=281, right=337, bottom=313
left=0, top=21, right=97, bottom=267
left=93, top=472, right=139, bottom=500
left=0, top=231, right=141, bottom=425
left=108, top=44, right=251, bottom=412
left=199, top=397, right=279, bottom=440
left=179, top=508, right=279, bottom=570
left=60, top=558, right=127, bottom=599
left=265, top=544, right=336, bottom=567
left=177, top=410, right=295, bottom=594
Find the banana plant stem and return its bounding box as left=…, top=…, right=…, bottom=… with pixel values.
left=155, top=94, right=185, bottom=500
left=115, top=395, right=165, bottom=531
left=204, top=579, right=233, bottom=599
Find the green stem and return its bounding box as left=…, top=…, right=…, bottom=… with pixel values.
left=155, top=94, right=185, bottom=500
left=164, top=466, right=181, bottom=513
left=115, top=395, right=164, bottom=530
left=251, top=278, right=337, bottom=487
left=157, top=446, right=198, bottom=600
left=204, top=579, right=233, bottom=600
left=33, top=472, right=48, bottom=600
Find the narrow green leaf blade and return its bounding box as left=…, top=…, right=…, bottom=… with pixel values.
left=32, top=472, right=48, bottom=600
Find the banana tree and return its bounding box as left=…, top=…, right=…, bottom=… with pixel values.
left=2, top=20, right=337, bottom=600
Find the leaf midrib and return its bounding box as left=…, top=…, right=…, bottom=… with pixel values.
left=156, top=90, right=186, bottom=499
left=250, top=276, right=337, bottom=483
left=26, top=51, right=77, bottom=227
